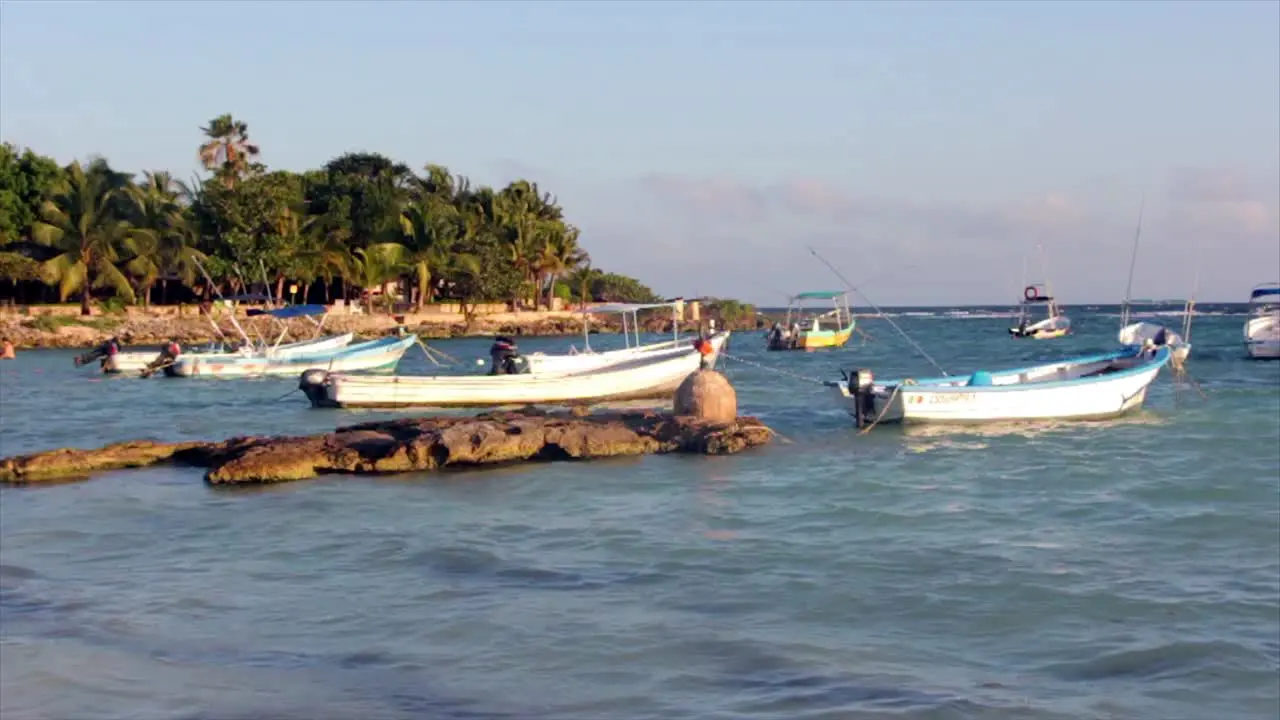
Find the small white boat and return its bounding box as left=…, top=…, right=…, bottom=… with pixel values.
left=1244, top=282, right=1280, bottom=360
left=84, top=302, right=354, bottom=375
left=1009, top=284, right=1070, bottom=339
left=1114, top=205, right=1194, bottom=366
left=521, top=300, right=713, bottom=374
left=300, top=333, right=728, bottom=409
left=171, top=334, right=415, bottom=378
left=1118, top=319, right=1191, bottom=366
left=102, top=333, right=356, bottom=374
left=830, top=345, right=1171, bottom=427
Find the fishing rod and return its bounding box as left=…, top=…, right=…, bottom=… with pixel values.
left=807, top=246, right=949, bottom=376
left=193, top=257, right=253, bottom=348
left=1120, top=194, right=1145, bottom=329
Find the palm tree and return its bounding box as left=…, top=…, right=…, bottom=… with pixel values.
left=287, top=219, right=352, bottom=303
left=32, top=161, right=136, bottom=314
left=198, top=114, right=260, bottom=189
left=352, top=243, right=409, bottom=314
left=538, top=224, right=588, bottom=309
left=126, top=171, right=205, bottom=305
left=565, top=265, right=604, bottom=309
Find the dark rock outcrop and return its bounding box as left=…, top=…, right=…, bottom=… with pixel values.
left=0, top=411, right=773, bottom=486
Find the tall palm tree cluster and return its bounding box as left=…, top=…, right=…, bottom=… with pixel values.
left=0, top=114, right=663, bottom=316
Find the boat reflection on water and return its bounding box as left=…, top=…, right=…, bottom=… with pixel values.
left=896, top=413, right=1174, bottom=454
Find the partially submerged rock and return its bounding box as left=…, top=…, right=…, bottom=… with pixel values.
left=674, top=369, right=738, bottom=425
left=0, top=411, right=773, bottom=487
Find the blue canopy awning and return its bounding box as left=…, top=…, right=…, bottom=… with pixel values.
left=1250, top=285, right=1280, bottom=301
left=258, top=304, right=328, bottom=319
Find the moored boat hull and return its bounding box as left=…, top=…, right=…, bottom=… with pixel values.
left=832, top=347, right=1170, bottom=426
left=302, top=333, right=728, bottom=409
left=99, top=333, right=356, bottom=375
left=1119, top=321, right=1192, bottom=365
left=171, top=335, right=413, bottom=378
left=1245, top=314, right=1280, bottom=360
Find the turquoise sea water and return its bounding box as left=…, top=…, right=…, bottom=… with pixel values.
left=1, top=307, right=1278, bottom=720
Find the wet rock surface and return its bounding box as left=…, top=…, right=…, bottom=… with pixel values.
left=0, top=410, right=774, bottom=486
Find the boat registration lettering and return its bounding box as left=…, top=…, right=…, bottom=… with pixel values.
left=928, top=392, right=975, bottom=404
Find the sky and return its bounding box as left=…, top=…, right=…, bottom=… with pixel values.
left=1, top=0, right=1277, bottom=306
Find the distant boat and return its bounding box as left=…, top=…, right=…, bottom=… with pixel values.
left=765, top=291, right=856, bottom=351
left=1115, top=198, right=1193, bottom=365
left=830, top=345, right=1170, bottom=427
left=1244, top=282, right=1280, bottom=360
left=1009, top=283, right=1071, bottom=339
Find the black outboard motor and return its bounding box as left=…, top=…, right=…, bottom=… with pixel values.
left=298, top=369, right=331, bottom=407
left=141, top=340, right=182, bottom=377
left=846, top=367, right=878, bottom=428
left=74, top=336, right=120, bottom=368
left=488, top=336, right=529, bottom=375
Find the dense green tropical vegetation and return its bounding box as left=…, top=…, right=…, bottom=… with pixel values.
left=0, top=114, right=672, bottom=317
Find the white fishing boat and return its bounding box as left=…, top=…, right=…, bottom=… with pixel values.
left=829, top=345, right=1171, bottom=427
left=102, top=333, right=356, bottom=375
left=1009, top=283, right=1070, bottom=339
left=520, top=300, right=713, bottom=374
left=170, top=334, right=415, bottom=378
left=299, top=332, right=728, bottom=409
left=1118, top=316, right=1191, bottom=365
left=84, top=302, right=354, bottom=375
left=1114, top=201, right=1193, bottom=365
left=1244, top=282, right=1280, bottom=360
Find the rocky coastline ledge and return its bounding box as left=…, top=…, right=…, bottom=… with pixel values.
left=0, top=409, right=774, bottom=487
left=0, top=308, right=762, bottom=350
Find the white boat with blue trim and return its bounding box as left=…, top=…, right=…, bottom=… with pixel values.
left=1245, top=282, right=1280, bottom=360
left=85, top=302, right=355, bottom=375
left=171, top=333, right=415, bottom=378
left=830, top=345, right=1171, bottom=427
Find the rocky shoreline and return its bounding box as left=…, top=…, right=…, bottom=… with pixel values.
left=0, top=310, right=763, bottom=350
left=0, top=409, right=774, bottom=486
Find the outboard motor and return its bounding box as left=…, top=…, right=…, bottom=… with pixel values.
left=846, top=368, right=877, bottom=428
left=488, top=336, right=528, bottom=375
left=74, top=337, right=119, bottom=368
left=298, top=369, right=331, bottom=407
left=142, top=340, right=182, bottom=377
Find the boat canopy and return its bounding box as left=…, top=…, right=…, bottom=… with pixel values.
left=263, top=304, right=329, bottom=319
left=1249, top=283, right=1280, bottom=302
left=586, top=301, right=685, bottom=315
left=792, top=291, right=846, bottom=301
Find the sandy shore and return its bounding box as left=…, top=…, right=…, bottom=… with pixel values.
left=0, top=307, right=758, bottom=350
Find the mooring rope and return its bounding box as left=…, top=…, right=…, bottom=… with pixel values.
left=858, top=383, right=902, bottom=435
left=719, top=351, right=832, bottom=387
left=808, top=247, right=950, bottom=377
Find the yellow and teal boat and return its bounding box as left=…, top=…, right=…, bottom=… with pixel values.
left=766, top=291, right=856, bottom=351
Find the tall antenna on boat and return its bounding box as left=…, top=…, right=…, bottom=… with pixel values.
left=1120, top=194, right=1145, bottom=329
left=1184, top=235, right=1201, bottom=342
left=808, top=247, right=948, bottom=376
left=1018, top=250, right=1028, bottom=324
left=1035, top=241, right=1058, bottom=317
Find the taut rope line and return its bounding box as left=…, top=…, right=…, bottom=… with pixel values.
left=807, top=247, right=950, bottom=377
